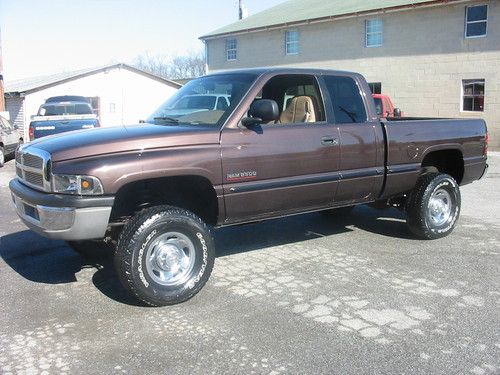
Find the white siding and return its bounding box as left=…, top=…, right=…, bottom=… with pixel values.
left=21, top=67, right=178, bottom=137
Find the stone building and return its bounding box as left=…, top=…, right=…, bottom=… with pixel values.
left=201, top=0, right=499, bottom=149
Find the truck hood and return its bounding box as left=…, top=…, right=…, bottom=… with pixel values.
left=24, top=124, right=221, bottom=162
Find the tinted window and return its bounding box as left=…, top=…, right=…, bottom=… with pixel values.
left=324, top=76, right=367, bottom=123
left=39, top=103, right=93, bottom=115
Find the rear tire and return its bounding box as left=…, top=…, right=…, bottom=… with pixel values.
left=114, top=205, right=215, bottom=306
left=0, top=147, right=5, bottom=167
left=406, top=173, right=460, bottom=239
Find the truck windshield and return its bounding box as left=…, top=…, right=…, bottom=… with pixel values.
left=146, top=73, right=257, bottom=126
left=39, top=103, right=93, bottom=116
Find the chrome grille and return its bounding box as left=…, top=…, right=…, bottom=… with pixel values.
left=15, top=147, right=51, bottom=191
left=24, top=171, right=44, bottom=187
left=22, top=154, right=44, bottom=169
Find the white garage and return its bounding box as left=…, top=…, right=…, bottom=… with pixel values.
left=4, top=63, right=181, bottom=137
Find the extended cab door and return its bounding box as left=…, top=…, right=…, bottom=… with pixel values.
left=220, top=74, right=341, bottom=224
left=320, top=74, right=385, bottom=204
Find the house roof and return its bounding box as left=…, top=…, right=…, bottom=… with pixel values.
left=200, top=0, right=454, bottom=39
left=4, top=63, right=181, bottom=95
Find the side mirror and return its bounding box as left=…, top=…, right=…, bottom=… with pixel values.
left=393, top=108, right=402, bottom=118
left=241, top=99, right=279, bottom=127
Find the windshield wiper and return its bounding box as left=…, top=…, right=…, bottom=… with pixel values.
left=154, top=116, right=179, bottom=123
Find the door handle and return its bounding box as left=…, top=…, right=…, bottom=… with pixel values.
left=321, top=137, right=338, bottom=146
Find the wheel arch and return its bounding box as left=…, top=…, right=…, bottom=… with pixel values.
left=110, top=174, right=220, bottom=226
left=420, top=146, right=464, bottom=184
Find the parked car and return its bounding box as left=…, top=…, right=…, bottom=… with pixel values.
left=372, top=93, right=402, bottom=118
left=28, top=97, right=99, bottom=140
left=10, top=68, right=488, bottom=306
left=0, top=115, right=22, bottom=167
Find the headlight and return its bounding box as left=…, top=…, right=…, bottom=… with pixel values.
left=52, top=174, right=104, bottom=195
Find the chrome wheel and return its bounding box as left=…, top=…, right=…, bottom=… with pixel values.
left=145, top=232, right=196, bottom=286
left=427, top=188, right=452, bottom=227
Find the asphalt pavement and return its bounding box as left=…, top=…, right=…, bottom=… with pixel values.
left=0, top=152, right=499, bottom=375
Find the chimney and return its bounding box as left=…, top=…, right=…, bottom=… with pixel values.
left=238, top=0, right=248, bottom=20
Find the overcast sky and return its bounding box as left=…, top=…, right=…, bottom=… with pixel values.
left=0, top=0, right=286, bottom=81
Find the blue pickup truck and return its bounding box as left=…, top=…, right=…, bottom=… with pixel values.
left=29, top=96, right=100, bottom=140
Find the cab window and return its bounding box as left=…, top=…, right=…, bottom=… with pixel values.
left=252, top=74, right=325, bottom=125
left=324, top=76, right=367, bottom=123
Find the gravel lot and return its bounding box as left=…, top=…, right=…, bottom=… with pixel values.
left=0, top=152, right=499, bottom=375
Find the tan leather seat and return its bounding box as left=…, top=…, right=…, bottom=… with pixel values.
left=279, top=95, right=317, bottom=124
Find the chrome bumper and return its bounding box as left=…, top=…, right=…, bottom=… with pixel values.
left=11, top=190, right=112, bottom=241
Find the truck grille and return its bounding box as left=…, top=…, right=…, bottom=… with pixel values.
left=15, top=147, right=51, bottom=191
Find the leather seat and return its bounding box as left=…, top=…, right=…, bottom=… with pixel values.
left=279, top=95, right=317, bottom=124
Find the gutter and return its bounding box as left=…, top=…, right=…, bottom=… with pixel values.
left=200, top=0, right=469, bottom=40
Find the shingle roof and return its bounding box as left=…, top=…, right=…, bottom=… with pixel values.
left=4, top=63, right=181, bottom=94
left=201, top=0, right=450, bottom=39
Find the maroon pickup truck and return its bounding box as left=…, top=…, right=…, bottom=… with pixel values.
left=10, top=68, right=488, bottom=306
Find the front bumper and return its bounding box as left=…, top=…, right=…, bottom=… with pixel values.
left=9, top=178, right=114, bottom=241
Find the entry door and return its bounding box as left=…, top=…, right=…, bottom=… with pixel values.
left=220, top=123, right=340, bottom=224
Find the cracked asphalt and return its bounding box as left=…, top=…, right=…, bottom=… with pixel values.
left=0, top=152, right=499, bottom=375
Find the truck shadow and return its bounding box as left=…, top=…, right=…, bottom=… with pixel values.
left=0, top=205, right=413, bottom=306
left=0, top=230, right=140, bottom=306
left=215, top=205, right=414, bottom=257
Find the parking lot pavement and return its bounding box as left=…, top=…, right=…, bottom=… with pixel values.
left=0, top=153, right=499, bottom=375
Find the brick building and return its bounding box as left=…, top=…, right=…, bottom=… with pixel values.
left=201, top=0, right=499, bottom=149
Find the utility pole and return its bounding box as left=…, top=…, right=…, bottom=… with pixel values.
left=0, top=28, right=5, bottom=112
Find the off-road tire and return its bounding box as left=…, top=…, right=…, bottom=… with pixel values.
left=0, top=146, right=4, bottom=167
left=114, top=205, right=215, bottom=306
left=406, top=173, right=461, bottom=239
left=67, top=240, right=116, bottom=259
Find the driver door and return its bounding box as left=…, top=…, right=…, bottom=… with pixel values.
left=220, top=74, right=341, bottom=224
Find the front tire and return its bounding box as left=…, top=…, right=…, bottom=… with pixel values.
left=114, top=205, right=215, bottom=306
left=406, top=173, right=461, bottom=239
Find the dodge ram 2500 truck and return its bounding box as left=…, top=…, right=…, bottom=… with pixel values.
left=10, top=68, right=488, bottom=306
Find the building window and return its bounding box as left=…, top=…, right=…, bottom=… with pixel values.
left=366, top=19, right=383, bottom=47
left=465, top=5, right=487, bottom=38
left=109, top=103, right=116, bottom=113
left=226, top=39, right=237, bottom=61
left=369, top=82, right=382, bottom=94
left=462, top=79, right=485, bottom=112
left=285, top=30, right=299, bottom=55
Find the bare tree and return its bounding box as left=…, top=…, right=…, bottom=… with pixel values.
left=134, top=51, right=205, bottom=80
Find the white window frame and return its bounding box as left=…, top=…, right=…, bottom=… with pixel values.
left=365, top=19, right=383, bottom=47
left=465, top=4, right=488, bottom=39
left=226, top=38, right=237, bottom=61
left=285, top=30, right=299, bottom=55
left=461, top=79, right=485, bottom=112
